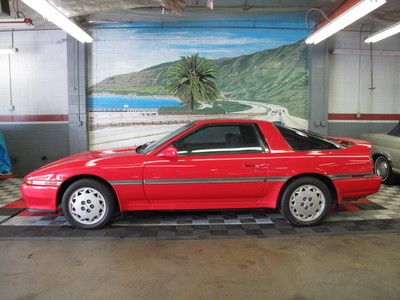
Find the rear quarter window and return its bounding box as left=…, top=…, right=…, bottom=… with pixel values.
left=276, top=125, right=341, bottom=151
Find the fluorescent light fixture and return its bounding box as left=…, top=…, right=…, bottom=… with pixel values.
left=0, top=18, right=33, bottom=30
left=0, top=48, right=18, bottom=54
left=365, top=21, right=400, bottom=43
left=20, top=0, right=93, bottom=43
left=306, top=0, right=386, bottom=45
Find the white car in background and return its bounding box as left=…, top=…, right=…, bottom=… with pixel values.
left=361, top=122, right=400, bottom=184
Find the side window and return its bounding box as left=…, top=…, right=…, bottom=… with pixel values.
left=174, top=124, right=263, bottom=155
left=276, top=125, right=340, bottom=151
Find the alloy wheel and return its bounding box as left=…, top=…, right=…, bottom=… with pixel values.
left=375, top=157, right=389, bottom=181
left=289, top=184, right=326, bottom=222
left=68, top=187, right=107, bottom=225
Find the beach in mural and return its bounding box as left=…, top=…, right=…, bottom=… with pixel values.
left=88, top=21, right=309, bottom=150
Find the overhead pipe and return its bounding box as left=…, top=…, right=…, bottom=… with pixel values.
left=8, top=30, right=15, bottom=111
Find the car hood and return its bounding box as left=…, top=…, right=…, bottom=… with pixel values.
left=28, top=147, right=143, bottom=176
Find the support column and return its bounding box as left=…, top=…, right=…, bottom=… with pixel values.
left=308, top=41, right=329, bottom=135
left=67, top=36, right=89, bottom=154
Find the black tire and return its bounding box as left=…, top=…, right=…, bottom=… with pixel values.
left=279, top=177, right=332, bottom=227
left=62, top=179, right=116, bottom=229
left=374, top=155, right=397, bottom=185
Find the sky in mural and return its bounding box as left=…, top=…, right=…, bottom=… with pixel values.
left=89, top=21, right=309, bottom=85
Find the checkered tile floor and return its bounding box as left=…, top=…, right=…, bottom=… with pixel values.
left=0, top=178, right=399, bottom=239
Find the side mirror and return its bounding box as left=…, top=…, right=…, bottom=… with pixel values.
left=157, top=146, right=178, bottom=159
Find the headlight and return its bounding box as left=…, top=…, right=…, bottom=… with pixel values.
left=24, top=176, right=62, bottom=186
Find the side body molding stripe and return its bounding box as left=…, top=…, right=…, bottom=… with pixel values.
left=110, top=180, right=142, bottom=185
left=109, top=173, right=375, bottom=186
left=144, top=177, right=268, bottom=185
left=265, top=177, right=290, bottom=182
left=328, top=173, right=374, bottom=180
left=109, top=177, right=290, bottom=185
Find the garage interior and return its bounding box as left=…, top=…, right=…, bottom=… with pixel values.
left=0, top=0, right=399, bottom=299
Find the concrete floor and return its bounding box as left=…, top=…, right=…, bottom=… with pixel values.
left=0, top=234, right=399, bottom=299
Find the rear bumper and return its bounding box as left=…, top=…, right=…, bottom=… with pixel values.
left=20, top=184, right=58, bottom=211
left=333, top=175, right=381, bottom=202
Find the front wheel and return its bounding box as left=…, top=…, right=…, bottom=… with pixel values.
left=280, top=177, right=332, bottom=226
left=62, top=179, right=116, bottom=229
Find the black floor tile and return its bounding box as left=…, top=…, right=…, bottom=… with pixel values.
left=355, top=202, right=386, bottom=210
left=312, top=227, right=331, bottom=233
left=344, top=225, right=364, bottom=232
left=374, top=224, right=394, bottom=230
left=0, top=208, right=24, bottom=216
left=278, top=228, right=298, bottom=235
left=244, top=229, right=263, bottom=236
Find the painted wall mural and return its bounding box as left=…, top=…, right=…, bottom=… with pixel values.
left=88, top=20, right=309, bottom=150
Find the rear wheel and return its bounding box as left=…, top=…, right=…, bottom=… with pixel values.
left=280, top=177, right=332, bottom=226
left=374, top=155, right=396, bottom=185
left=62, top=179, right=116, bottom=229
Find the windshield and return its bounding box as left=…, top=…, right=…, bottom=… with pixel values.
left=136, top=122, right=194, bottom=154
left=388, top=121, right=400, bottom=137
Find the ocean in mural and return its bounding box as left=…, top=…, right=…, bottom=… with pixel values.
left=88, top=95, right=181, bottom=110
left=88, top=20, right=309, bottom=150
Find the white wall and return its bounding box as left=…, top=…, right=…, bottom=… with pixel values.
left=0, top=30, right=68, bottom=116
left=328, top=31, right=400, bottom=115
left=0, top=30, right=70, bottom=175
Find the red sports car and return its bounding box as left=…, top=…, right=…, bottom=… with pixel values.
left=21, top=119, right=381, bottom=229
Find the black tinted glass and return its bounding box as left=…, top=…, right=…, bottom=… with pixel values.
left=276, top=125, right=340, bottom=151
left=139, top=122, right=194, bottom=153
left=174, top=124, right=263, bottom=155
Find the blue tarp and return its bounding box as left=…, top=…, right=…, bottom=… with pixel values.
left=0, top=131, right=11, bottom=173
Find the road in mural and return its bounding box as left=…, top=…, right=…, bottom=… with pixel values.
left=88, top=21, right=309, bottom=150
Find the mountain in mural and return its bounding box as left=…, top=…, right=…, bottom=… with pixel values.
left=91, top=40, right=308, bottom=118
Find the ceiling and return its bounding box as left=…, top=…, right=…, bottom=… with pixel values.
left=44, top=0, right=344, bottom=17
left=3, top=0, right=400, bottom=30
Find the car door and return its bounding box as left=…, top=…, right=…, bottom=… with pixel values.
left=143, top=123, right=268, bottom=208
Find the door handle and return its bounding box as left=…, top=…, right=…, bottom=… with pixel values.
left=244, top=164, right=257, bottom=168
left=244, top=163, right=267, bottom=168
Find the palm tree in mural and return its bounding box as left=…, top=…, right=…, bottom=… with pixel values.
left=167, top=54, right=219, bottom=112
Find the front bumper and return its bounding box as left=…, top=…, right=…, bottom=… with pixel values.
left=20, top=183, right=59, bottom=212
left=333, top=175, right=381, bottom=202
